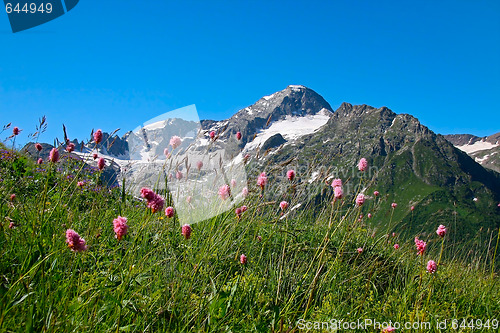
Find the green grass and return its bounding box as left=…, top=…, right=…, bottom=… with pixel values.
left=0, top=146, right=499, bottom=332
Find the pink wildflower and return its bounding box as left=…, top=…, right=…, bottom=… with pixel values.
left=436, top=225, right=447, bottom=237
left=280, top=201, right=289, bottom=210
left=240, top=205, right=248, bottom=212
left=391, top=202, right=397, bottom=209
left=182, top=224, right=192, bottom=239
left=196, top=160, right=203, bottom=170
left=374, top=190, right=379, bottom=197
left=411, top=205, right=415, bottom=211
left=170, top=135, right=182, bottom=149
left=240, top=254, right=247, bottom=264
left=209, top=131, right=216, bottom=140
left=35, top=143, right=43, bottom=152
left=414, top=237, right=427, bottom=255
left=230, top=179, right=237, bottom=188
left=65, top=229, right=87, bottom=252
left=427, top=260, right=437, bottom=274
left=357, top=247, right=363, bottom=254
left=13, top=127, right=20, bottom=136
left=149, top=196, right=165, bottom=213
left=334, top=186, right=343, bottom=200
left=257, top=172, right=268, bottom=190
left=140, top=187, right=164, bottom=213
left=218, top=184, right=231, bottom=200
left=113, top=216, right=129, bottom=241
left=163, top=148, right=169, bottom=157
left=93, top=129, right=103, bottom=144
left=235, top=207, right=242, bottom=219
left=358, top=158, right=368, bottom=172
left=382, top=326, right=396, bottom=333
left=165, top=206, right=175, bottom=218
left=10, top=194, right=16, bottom=202
left=9, top=222, right=15, bottom=229
left=93, top=153, right=98, bottom=160
left=367, top=213, right=372, bottom=218
left=49, top=148, right=59, bottom=163
left=257, top=235, right=262, bottom=242
left=355, top=193, right=365, bottom=206
left=97, top=157, right=105, bottom=170
left=77, top=181, right=84, bottom=187
left=287, top=169, right=296, bottom=181
left=236, top=131, right=242, bottom=140
left=176, top=171, right=183, bottom=180
left=37, top=158, right=43, bottom=165
left=394, top=244, right=400, bottom=250
left=241, top=187, right=249, bottom=198
left=66, top=142, right=75, bottom=153
left=331, top=178, right=342, bottom=188
left=140, top=187, right=156, bottom=201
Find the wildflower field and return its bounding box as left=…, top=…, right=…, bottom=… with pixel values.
left=0, top=127, right=499, bottom=332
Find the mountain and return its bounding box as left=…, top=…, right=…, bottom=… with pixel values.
left=444, top=133, right=500, bottom=173
left=199, top=85, right=333, bottom=157
left=23, top=85, right=500, bottom=241
left=260, top=101, right=500, bottom=240
left=21, top=142, right=120, bottom=187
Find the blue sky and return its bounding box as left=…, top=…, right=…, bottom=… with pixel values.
left=1, top=0, right=499, bottom=146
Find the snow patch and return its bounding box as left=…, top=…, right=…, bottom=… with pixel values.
left=288, top=85, right=305, bottom=91
left=262, top=93, right=276, bottom=101
left=456, top=141, right=498, bottom=154
left=143, top=120, right=166, bottom=131
left=243, top=109, right=331, bottom=152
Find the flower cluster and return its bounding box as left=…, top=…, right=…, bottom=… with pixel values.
left=113, top=216, right=129, bottom=240
left=140, top=187, right=165, bottom=213
left=414, top=237, right=427, bottom=255
left=331, top=178, right=342, bottom=188
left=170, top=136, right=182, bottom=149
left=66, top=229, right=87, bottom=252
left=358, top=158, right=368, bottom=172
left=235, top=205, right=248, bottom=219
left=436, top=224, right=447, bottom=237
left=93, top=129, right=103, bottom=144
left=257, top=172, right=268, bottom=190
left=49, top=148, right=59, bottom=163
left=218, top=184, right=231, bottom=200
left=355, top=193, right=365, bottom=206
left=427, top=260, right=437, bottom=274
left=182, top=224, right=192, bottom=239
left=97, top=157, right=106, bottom=170
left=165, top=206, right=175, bottom=218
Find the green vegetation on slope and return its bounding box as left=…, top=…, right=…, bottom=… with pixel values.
left=0, top=146, right=499, bottom=332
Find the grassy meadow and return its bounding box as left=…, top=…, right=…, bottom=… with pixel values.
left=0, top=136, right=499, bottom=332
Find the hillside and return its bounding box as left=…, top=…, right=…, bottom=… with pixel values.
left=444, top=133, right=500, bottom=173
left=22, top=86, right=500, bottom=244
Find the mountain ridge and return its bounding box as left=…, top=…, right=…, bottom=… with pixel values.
left=22, top=85, right=500, bottom=241
left=444, top=132, right=500, bottom=173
